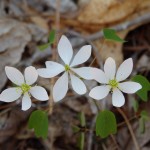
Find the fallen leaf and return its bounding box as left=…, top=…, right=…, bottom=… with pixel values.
left=0, top=19, right=31, bottom=91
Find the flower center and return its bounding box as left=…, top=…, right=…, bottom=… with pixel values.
left=109, top=79, right=118, bottom=88
left=20, top=83, right=31, bottom=94
left=65, top=64, right=70, bottom=71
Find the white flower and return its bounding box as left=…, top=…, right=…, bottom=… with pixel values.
left=37, top=35, right=93, bottom=102
left=89, top=57, right=142, bottom=107
left=0, top=66, right=49, bottom=111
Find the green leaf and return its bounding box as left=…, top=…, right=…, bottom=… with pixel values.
left=38, top=30, right=55, bottom=51
left=132, top=100, right=139, bottom=112
left=139, top=110, right=150, bottom=134
left=72, top=125, right=80, bottom=133
left=103, top=28, right=126, bottom=43
left=140, top=110, right=150, bottom=121
left=38, top=43, right=50, bottom=51
left=96, top=110, right=117, bottom=138
left=77, top=132, right=85, bottom=150
left=139, top=117, right=145, bottom=134
left=48, top=29, right=56, bottom=44
left=79, top=112, right=86, bottom=127
left=132, top=75, right=150, bottom=101
left=28, top=110, right=48, bottom=139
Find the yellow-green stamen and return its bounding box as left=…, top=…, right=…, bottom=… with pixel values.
left=21, top=83, right=31, bottom=94
left=65, top=64, right=70, bottom=71
left=109, top=79, right=118, bottom=88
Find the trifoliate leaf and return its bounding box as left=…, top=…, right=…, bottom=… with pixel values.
left=132, top=99, right=139, bottom=112
left=79, top=112, right=86, bottom=127
left=77, top=132, right=85, bottom=150
left=38, top=43, right=50, bottom=51
left=103, top=28, right=126, bottom=43
left=28, top=110, right=48, bottom=139
left=96, top=110, right=117, bottom=138
left=132, top=75, right=150, bottom=102
left=48, top=29, right=56, bottom=44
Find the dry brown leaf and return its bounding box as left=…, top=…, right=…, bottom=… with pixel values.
left=94, top=30, right=128, bottom=65
left=0, top=19, right=31, bottom=91
left=0, top=108, right=33, bottom=145
left=78, top=0, right=117, bottom=23
left=78, top=0, right=140, bottom=24
left=21, top=5, right=49, bottom=31
left=64, top=97, right=92, bottom=115
left=138, top=0, right=150, bottom=10
left=59, top=0, right=150, bottom=34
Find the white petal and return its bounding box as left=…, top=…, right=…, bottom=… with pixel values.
left=24, top=66, right=38, bottom=85
left=5, top=66, right=24, bottom=85
left=45, top=61, right=65, bottom=76
left=89, top=85, right=110, bottom=100
left=71, top=67, right=94, bottom=80
left=37, top=68, right=52, bottom=78
left=104, top=57, right=116, bottom=80
left=30, top=86, right=49, bottom=101
left=53, top=72, right=68, bottom=102
left=116, top=58, right=133, bottom=82
left=91, top=68, right=109, bottom=84
left=58, top=35, right=73, bottom=65
left=70, top=73, right=86, bottom=95
left=118, top=81, right=142, bottom=94
left=22, top=93, right=32, bottom=111
left=46, top=61, right=64, bottom=69
left=70, top=45, right=91, bottom=67
left=38, top=67, right=64, bottom=78
left=112, top=88, right=125, bottom=107
left=0, top=88, right=22, bottom=102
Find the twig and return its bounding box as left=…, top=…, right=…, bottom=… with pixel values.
left=49, top=0, right=60, bottom=115
left=117, top=115, right=139, bottom=128
left=87, top=116, right=96, bottom=150
left=117, top=108, right=140, bottom=150
left=55, top=0, right=60, bottom=61
left=65, top=13, right=150, bottom=48
left=0, top=107, right=12, bottom=116
left=0, top=102, right=16, bottom=110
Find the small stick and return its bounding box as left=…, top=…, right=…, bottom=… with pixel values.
left=49, top=0, right=60, bottom=115
left=117, top=108, right=140, bottom=150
